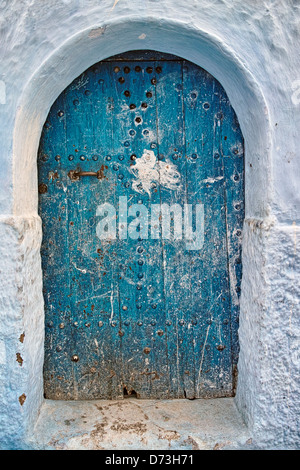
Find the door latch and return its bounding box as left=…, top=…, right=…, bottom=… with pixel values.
left=68, top=167, right=105, bottom=181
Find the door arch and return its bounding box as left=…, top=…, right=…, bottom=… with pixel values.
left=38, top=50, right=244, bottom=400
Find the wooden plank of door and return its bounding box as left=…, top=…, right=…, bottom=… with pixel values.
left=182, top=61, right=234, bottom=397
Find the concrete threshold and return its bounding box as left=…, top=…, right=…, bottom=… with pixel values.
left=29, top=397, right=253, bottom=450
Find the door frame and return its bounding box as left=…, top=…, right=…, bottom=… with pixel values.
left=11, top=17, right=272, bottom=441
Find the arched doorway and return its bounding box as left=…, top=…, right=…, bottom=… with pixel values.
left=38, top=50, right=244, bottom=400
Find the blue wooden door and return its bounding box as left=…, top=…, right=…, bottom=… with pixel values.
left=38, top=51, right=244, bottom=400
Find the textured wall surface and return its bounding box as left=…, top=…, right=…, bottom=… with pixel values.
left=0, top=0, right=299, bottom=450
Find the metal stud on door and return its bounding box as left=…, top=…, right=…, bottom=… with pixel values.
left=38, top=51, right=244, bottom=400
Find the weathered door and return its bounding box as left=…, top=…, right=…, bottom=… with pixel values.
left=38, top=51, right=244, bottom=400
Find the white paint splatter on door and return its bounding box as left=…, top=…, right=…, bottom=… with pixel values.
left=130, top=149, right=181, bottom=195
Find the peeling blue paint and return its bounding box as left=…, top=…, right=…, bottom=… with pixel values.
left=38, top=51, right=244, bottom=400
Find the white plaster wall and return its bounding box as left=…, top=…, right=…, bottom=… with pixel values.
left=0, top=0, right=299, bottom=449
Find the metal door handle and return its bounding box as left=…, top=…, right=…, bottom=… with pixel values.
left=68, top=167, right=104, bottom=181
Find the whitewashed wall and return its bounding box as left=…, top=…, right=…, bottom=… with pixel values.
left=0, top=0, right=299, bottom=449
